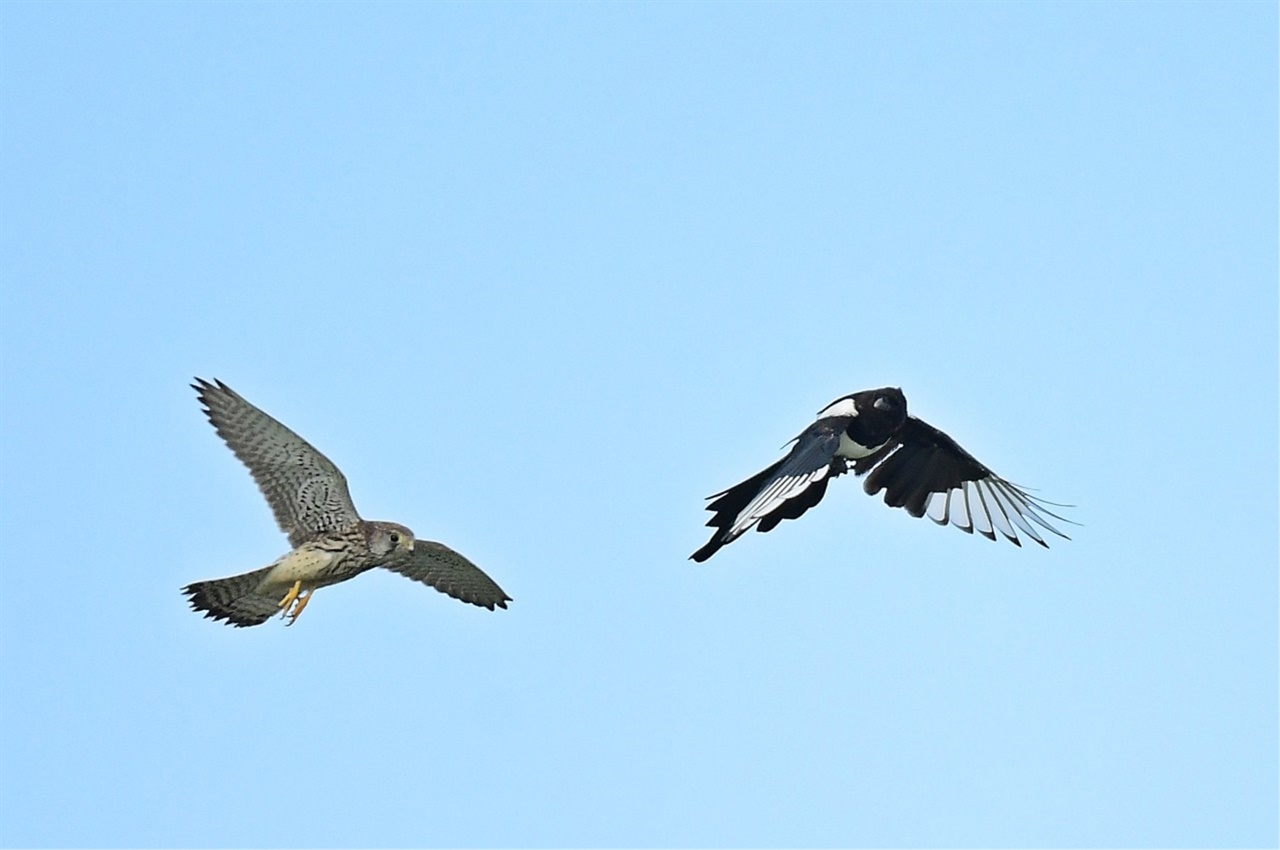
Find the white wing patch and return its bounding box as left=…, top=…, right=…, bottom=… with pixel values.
left=817, top=396, right=858, bottom=418
left=728, top=465, right=833, bottom=539
left=922, top=476, right=1064, bottom=547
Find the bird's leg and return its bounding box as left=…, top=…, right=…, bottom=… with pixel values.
left=277, top=580, right=303, bottom=618
left=284, top=588, right=314, bottom=626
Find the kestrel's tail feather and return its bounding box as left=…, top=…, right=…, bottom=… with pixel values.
left=182, top=566, right=281, bottom=628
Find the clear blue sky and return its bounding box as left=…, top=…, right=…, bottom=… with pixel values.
left=1, top=2, right=1275, bottom=847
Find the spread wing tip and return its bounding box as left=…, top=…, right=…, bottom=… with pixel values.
left=191, top=376, right=233, bottom=397
left=472, top=591, right=512, bottom=611
left=689, top=542, right=719, bottom=563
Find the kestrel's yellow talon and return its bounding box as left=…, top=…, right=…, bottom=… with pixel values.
left=277, top=579, right=302, bottom=612
left=284, top=589, right=313, bottom=626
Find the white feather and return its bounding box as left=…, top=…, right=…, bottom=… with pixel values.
left=816, top=396, right=858, bottom=418
left=836, top=430, right=880, bottom=459
left=729, top=466, right=831, bottom=538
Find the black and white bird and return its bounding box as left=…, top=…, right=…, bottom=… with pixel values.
left=691, top=387, right=1071, bottom=561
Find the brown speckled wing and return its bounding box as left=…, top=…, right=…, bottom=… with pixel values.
left=194, top=378, right=361, bottom=547
left=382, top=540, right=511, bottom=611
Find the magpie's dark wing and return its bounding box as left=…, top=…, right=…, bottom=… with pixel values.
left=853, top=416, right=1071, bottom=547
left=691, top=421, right=849, bottom=562
left=382, top=540, right=512, bottom=610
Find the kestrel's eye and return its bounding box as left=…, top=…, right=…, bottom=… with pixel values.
left=389, top=532, right=400, bottom=545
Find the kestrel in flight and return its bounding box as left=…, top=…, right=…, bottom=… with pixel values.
left=183, top=378, right=511, bottom=627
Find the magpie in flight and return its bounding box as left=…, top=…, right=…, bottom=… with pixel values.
left=691, top=387, right=1071, bottom=561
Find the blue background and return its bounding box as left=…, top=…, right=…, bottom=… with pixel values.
left=2, top=2, right=1276, bottom=847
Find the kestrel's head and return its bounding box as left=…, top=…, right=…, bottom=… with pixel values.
left=365, top=521, right=416, bottom=560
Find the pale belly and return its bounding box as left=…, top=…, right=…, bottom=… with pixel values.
left=256, top=544, right=342, bottom=593
left=836, top=430, right=881, bottom=460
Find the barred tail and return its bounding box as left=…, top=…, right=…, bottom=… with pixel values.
left=182, top=565, right=280, bottom=628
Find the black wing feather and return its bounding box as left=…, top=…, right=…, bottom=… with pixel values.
left=691, top=422, right=848, bottom=561
left=859, top=416, right=1072, bottom=546
left=862, top=417, right=990, bottom=515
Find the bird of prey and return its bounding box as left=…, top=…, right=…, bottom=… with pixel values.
left=691, top=387, right=1071, bottom=561
left=182, top=378, right=511, bottom=627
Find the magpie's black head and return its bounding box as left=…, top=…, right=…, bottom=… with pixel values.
left=856, top=386, right=907, bottom=434
left=817, top=387, right=907, bottom=423
left=813, top=386, right=908, bottom=449
left=867, top=386, right=905, bottom=416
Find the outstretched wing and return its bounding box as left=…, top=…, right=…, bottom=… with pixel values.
left=854, top=416, right=1072, bottom=547
left=382, top=540, right=512, bottom=610
left=194, top=378, right=360, bottom=547
left=691, top=420, right=849, bottom=562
